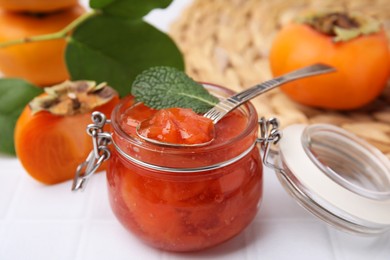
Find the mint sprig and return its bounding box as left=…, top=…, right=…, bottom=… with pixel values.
left=131, top=67, right=219, bottom=114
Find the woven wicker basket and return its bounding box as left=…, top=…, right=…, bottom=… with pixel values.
left=169, top=0, right=390, bottom=159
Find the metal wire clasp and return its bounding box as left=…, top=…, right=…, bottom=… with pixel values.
left=257, top=117, right=283, bottom=172
left=72, top=112, right=112, bottom=191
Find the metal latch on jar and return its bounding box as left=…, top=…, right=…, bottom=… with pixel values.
left=72, top=112, right=112, bottom=191
left=257, top=117, right=283, bottom=172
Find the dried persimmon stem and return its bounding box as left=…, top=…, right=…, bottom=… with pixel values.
left=0, top=10, right=99, bottom=48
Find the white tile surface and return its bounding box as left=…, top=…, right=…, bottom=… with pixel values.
left=0, top=158, right=21, bottom=218
left=87, top=173, right=116, bottom=220
left=1, top=0, right=390, bottom=259
left=257, top=171, right=315, bottom=220
left=0, top=221, right=82, bottom=260
left=162, top=232, right=247, bottom=260
left=76, top=221, right=161, bottom=260
left=2, top=153, right=390, bottom=260
left=245, top=220, right=335, bottom=260
left=329, top=229, right=390, bottom=260
left=9, top=177, right=91, bottom=220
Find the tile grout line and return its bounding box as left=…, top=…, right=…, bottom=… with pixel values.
left=72, top=177, right=100, bottom=260
left=0, top=173, right=23, bottom=256
left=325, top=226, right=338, bottom=260
left=2, top=174, right=23, bottom=221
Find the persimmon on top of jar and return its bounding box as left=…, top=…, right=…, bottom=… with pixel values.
left=0, top=0, right=78, bottom=13
left=106, top=84, right=263, bottom=251
left=269, top=12, right=390, bottom=110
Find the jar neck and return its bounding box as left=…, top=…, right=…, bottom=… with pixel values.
left=110, top=84, right=259, bottom=169
left=112, top=139, right=257, bottom=173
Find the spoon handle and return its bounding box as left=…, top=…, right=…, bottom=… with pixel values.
left=204, top=63, right=336, bottom=124
left=235, top=63, right=335, bottom=103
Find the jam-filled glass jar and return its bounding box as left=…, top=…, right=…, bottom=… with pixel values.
left=73, top=82, right=390, bottom=252
left=103, top=84, right=262, bottom=252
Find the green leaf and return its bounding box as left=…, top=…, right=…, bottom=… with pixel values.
left=89, top=0, right=114, bottom=9
left=131, top=66, right=219, bottom=114
left=90, top=0, right=173, bottom=19
left=0, top=79, right=42, bottom=155
left=66, top=15, right=184, bottom=97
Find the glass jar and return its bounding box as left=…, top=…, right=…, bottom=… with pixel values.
left=94, top=84, right=262, bottom=252
left=73, top=84, right=390, bottom=252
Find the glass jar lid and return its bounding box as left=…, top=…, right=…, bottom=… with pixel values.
left=274, top=124, right=390, bottom=235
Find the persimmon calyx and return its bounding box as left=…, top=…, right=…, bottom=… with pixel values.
left=297, top=12, right=381, bottom=42
left=29, top=80, right=117, bottom=115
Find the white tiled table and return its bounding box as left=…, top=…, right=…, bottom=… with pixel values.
left=1, top=1, right=390, bottom=259
left=1, top=155, right=389, bottom=260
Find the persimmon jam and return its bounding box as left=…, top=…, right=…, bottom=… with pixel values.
left=107, top=84, right=263, bottom=251
left=137, top=107, right=215, bottom=145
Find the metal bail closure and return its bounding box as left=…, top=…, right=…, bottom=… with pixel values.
left=72, top=112, right=112, bottom=191
left=257, top=117, right=283, bottom=171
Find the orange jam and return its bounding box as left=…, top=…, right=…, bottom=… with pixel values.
left=107, top=84, right=263, bottom=251
left=137, top=107, right=214, bottom=145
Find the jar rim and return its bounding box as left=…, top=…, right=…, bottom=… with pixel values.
left=110, top=83, right=259, bottom=154
left=301, top=124, right=390, bottom=200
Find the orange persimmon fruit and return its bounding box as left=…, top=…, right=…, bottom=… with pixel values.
left=0, top=0, right=78, bottom=13
left=15, top=81, right=120, bottom=185
left=269, top=12, right=390, bottom=110
left=0, top=4, right=85, bottom=86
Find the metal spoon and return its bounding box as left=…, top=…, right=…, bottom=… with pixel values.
left=136, top=63, right=336, bottom=147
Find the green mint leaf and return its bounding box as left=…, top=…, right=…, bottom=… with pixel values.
left=66, top=15, right=184, bottom=97
left=131, top=67, right=219, bottom=114
left=90, top=0, right=173, bottom=19
left=0, top=79, right=42, bottom=155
